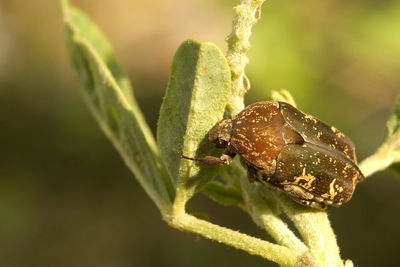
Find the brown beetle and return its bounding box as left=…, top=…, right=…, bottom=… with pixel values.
left=183, top=101, right=365, bottom=209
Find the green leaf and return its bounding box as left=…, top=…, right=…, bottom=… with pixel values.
left=201, top=181, right=244, bottom=209
left=157, top=39, right=231, bottom=204
left=61, top=0, right=133, bottom=103
left=62, top=0, right=174, bottom=213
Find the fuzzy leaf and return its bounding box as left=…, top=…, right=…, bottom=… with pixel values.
left=157, top=39, right=231, bottom=201
left=201, top=181, right=244, bottom=209
left=62, top=0, right=174, bottom=212
left=62, top=0, right=133, bottom=103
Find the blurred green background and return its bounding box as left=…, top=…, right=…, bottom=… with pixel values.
left=1, top=0, right=400, bottom=266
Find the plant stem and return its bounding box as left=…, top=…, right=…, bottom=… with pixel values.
left=359, top=113, right=400, bottom=177
left=359, top=135, right=400, bottom=178
left=240, top=178, right=309, bottom=254
left=226, top=0, right=266, bottom=116
left=359, top=146, right=393, bottom=178
left=278, top=195, right=344, bottom=267
left=166, top=212, right=302, bottom=267
left=260, top=213, right=308, bottom=253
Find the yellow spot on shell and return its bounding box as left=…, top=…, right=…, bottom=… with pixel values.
left=329, top=179, right=337, bottom=200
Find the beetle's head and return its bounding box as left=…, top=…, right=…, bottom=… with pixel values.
left=208, top=119, right=232, bottom=148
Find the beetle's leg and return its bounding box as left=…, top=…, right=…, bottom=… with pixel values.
left=238, top=157, right=257, bottom=182
left=246, top=165, right=258, bottom=182
left=283, top=184, right=314, bottom=200
left=214, top=149, right=236, bottom=165
left=282, top=184, right=328, bottom=210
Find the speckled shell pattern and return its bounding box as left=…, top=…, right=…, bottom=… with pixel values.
left=229, top=101, right=364, bottom=208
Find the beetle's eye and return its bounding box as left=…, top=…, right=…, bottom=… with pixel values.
left=216, top=139, right=229, bottom=148
left=208, top=119, right=232, bottom=148
left=208, top=128, right=219, bottom=144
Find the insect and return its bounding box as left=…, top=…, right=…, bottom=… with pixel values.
left=183, top=101, right=365, bottom=209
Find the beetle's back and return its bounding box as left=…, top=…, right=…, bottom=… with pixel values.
left=279, top=102, right=357, bottom=163
left=230, top=102, right=286, bottom=174
left=271, top=143, right=363, bottom=205
left=214, top=101, right=364, bottom=209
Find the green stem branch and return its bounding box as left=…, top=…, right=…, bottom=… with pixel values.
left=260, top=213, right=309, bottom=253
left=240, top=178, right=309, bottom=254
left=359, top=146, right=393, bottom=178
left=277, top=195, right=344, bottom=267
left=166, top=212, right=302, bottom=267
left=226, top=0, right=266, bottom=116
left=359, top=132, right=400, bottom=177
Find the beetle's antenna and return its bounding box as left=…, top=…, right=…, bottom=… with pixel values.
left=181, top=155, right=228, bottom=165
left=181, top=155, right=204, bottom=161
